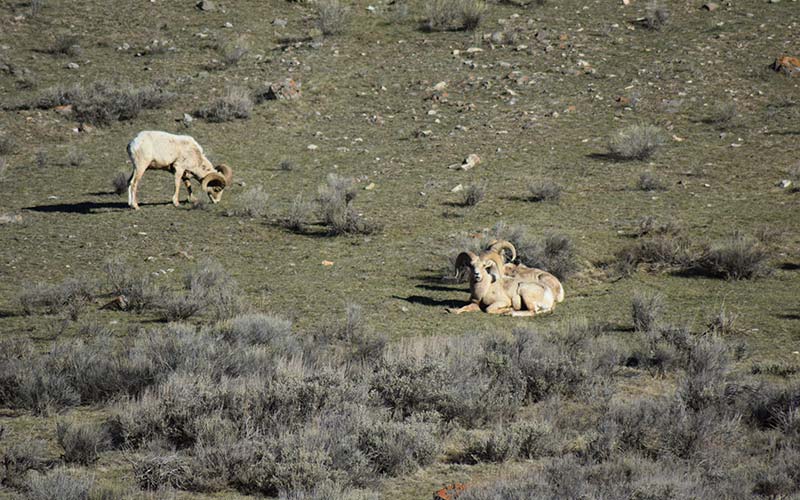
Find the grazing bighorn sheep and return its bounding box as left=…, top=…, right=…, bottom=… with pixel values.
left=448, top=252, right=555, bottom=316
left=459, top=239, right=565, bottom=305
left=126, top=131, right=233, bottom=210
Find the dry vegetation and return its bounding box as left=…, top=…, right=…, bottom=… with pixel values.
left=0, top=0, right=798, bottom=498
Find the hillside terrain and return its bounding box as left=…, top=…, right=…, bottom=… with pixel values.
left=0, top=0, right=798, bottom=498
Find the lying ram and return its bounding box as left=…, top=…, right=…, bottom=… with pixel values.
left=126, top=130, right=233, bottom=209
left=459, top=239, right=565, bottom=305
left=448, top=252, right=555, bottom=316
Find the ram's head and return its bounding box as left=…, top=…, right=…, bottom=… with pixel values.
left=201, top=164, right=234, bottom=203
left=455, top=251, right=496, bottom=284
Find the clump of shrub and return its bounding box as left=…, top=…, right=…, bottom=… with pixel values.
left=316, top=0, right=351, bottom=35
left=182, top=258, right=244, bottom=319
left=461, top=183, right=486, bottom=207
left=194, top=87, right=253, bottom=122
left=103, top=256, right=162, bottom=312
left=133, top=453, right=192, bottom=491
left=643, top=1, right=670, bottom=30
left=228, top=185, right=269, bottom=218
left=56, top=420, right=109, bottom=465
left=636, top=171, right=666, bottom=191
left=279, top=159, right=295, bottom=171
left=221, top=38, right=249, bottom=67
left=424, top=0, right=487, bottom=32
left=705, top=306, right=738, bottom=335
left=0, top=131, right=16, bottom=155
left=456, top=420, right=552, bottom=464
left=47, top=34, right=82, bottom=57
left=280, top=194, right=314, bottom=232
left=64, top=147, right=86, bottom=168
left=616, top=228, right=692, bottom=275
left=693, top=233, right=771, bottom=280
left=71, top=82, right=175, bottom=126
left=112, top=171, right=129, bottom=195
left=316, top=173, right=380, bottom=235
left=528, top=180, right=562, bottom=202
left=607, top=124, right=665, bottom=161
left=1, top=439, right=51, bottom=489
left=631, top=290, right=664, bottom=333
left=26, top=468, right=93, bottom=500
left=19, top=278, right=93, bottom=320
left=703, top=102, right=738, bottom=128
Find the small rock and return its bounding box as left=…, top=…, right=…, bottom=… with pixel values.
left=432, top=81, right=447, bottom=91
left=778, top=179, right=792, bottom=189
left=79, top=123, right=94, bottom=133
left=272, top=18, right=287, bottom=27
left=182, top=113, right=193, bottom=126
left=772, top=55, right=800, bottom=77
left=702, top=2, right=719, bottom=10
left=367, top=5, right=376, bottom=11
left=364, top=182, right=375, bottom=190
left=54, top=104, right=73, bottom=116
left=196, top=0, right=215, bottom=11
left=449, top=153, right=481, bottom=171
left=401, top=306, right=409, bottom=313
left=451, top=184, right=464, bottom=193
left=223, top=21, right=233, bottom=28
left=260, top=78, right=302, bottom=100
left=322, top=260, right=334, bottom=266
left=307, top=144, right=318, bottom=151
left=466, top=47, right=483, bottom=53
left=66, top=62, right=79, bottom=70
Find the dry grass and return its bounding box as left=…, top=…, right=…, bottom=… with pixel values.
left=608, top=124, right=665, bottom=160
left=195, top=87, right=253, bottom=122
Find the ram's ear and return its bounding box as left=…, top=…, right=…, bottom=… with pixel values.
left=215, top=164, right=233, bottom=186
left=486, top=261, right=500, bottom=283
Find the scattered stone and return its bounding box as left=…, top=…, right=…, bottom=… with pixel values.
left=181, top=113, right=193, bottom=126
left=772, top=55, right=800, bottom=77
left=451, top=184, right=464, bottom=193
left=307, top=144, right=318, bottom=150
left=466, top=47, right=483, bottom=53
left=364, top=182, right=376, bottom=190
left=702, top=2, right=719, bottom=10
left=0, top=214, right=22, bottom=225
left=778, top=179, right=792, bottom=189
left=174, top=250, right=194, bottom=260
left=261, top=78, right=302, bottom=100
left=321, top=260, right=334, bottom=266
left=449, top=153, right=481, bottom=171
left=223, top=21, right=233, bottom=28
left=432, top=81, right=447, bottom=91
left=196, top=0, right=215, bottom=11
left=66, top=62, right=79, bottom=70
left=416, top=129, right=433, bottom=138
left=434, top=483, right=469, bottom=500
left=54, top=105, right=73, bottom=116
left=272, top=18, right=287, bottom=27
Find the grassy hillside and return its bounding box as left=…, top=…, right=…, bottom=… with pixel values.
left=0, top=0, right=798, bottom=498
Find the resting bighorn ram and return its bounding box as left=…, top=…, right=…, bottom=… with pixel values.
left=448, top=252, right=555, bottom=316
left=126, top=131, right=233, bottom=210
left=463, top=239, right=565, bottom=305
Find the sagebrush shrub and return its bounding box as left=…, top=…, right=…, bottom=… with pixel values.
left=528, top=180, right=562, bottom=202
left=112, top=172, right=129, bottom=195
left=229, top=185, right=269, bottom=218
left=19, top=278, right=93, bottom=319
left=608, top=124, right=665, bottom=160
left=195, top=87, right=253, bottom=122
left=317, top=174, right=380, bottom=235
left=316, top=0, right=351, bottom=35
left=1, top=439, right=50, bottom=489
left=461, top=183, right=486, bottom=207
left=694, top=233, right=771, bottom=280
left=26, top=468, right=93, bottom=500
left=72, top=82, right=175, bottom=126
left=281, top=194, right=314, bottom=232
left=424, top=0, right=486, bottom=32
left=56, top=420, right=108, bottom=465
left=644, top=1, right=670, bottom=30
left=47, top=35, right=81, bottom=57
left=0, top=131, right=15, bottom=155
left=631, top=291, right=664, bottom=333
left=636, top=171, right=666, bottom=191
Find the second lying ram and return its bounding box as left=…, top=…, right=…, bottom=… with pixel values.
left=449, top=252, right=555, bottom=316
left=126, top=131, right=233, bottom=210
left=449, top=239, right=564, bottom=316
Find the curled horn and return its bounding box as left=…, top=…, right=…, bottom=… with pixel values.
left=201, top=171, right=227, bottom=192
left=216, top=163, right=233, bottom=186
left=454, top=251, right=478, bottom=271
left=487, top=239, right=517, bottom=263
left=485, top=259, right=501, bottom=282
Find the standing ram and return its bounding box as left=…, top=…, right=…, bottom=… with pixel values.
left=126, top=131, right=233, bottom=209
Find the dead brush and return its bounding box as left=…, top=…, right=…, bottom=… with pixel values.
left=194, top=87, right=253, bottom=122
left=424, top=0, right=487, bottom=32
left=528, top=180, right=562, bottom=202
left=316, top=0, right=351, bottom=35
left=643, top=0, right=670, bottom=30
left=607, top=124, right=665, bottom=161
left=46, top=35, right=82, bottom=57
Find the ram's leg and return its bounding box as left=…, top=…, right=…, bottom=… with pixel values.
left=183, top=177, right=196, bottom=203
left=447, top=302, right=481, bottom=314
left=172, top=169, right=184, bottom=207
left=520, top=286, right=553, bottom=315
left=486, top=303, right=513, bottom=315
left=511, top=310, right=536, bottom=317
left=128, top=168, right=144, bottom=210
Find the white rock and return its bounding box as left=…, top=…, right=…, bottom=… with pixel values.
left=451, top=184, right=464, bottom=192
left=778, top=179, right=792, bottom=189
left=307, top=144, right=318, bottom=150
left=66, top=62, right=79, bottom=69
